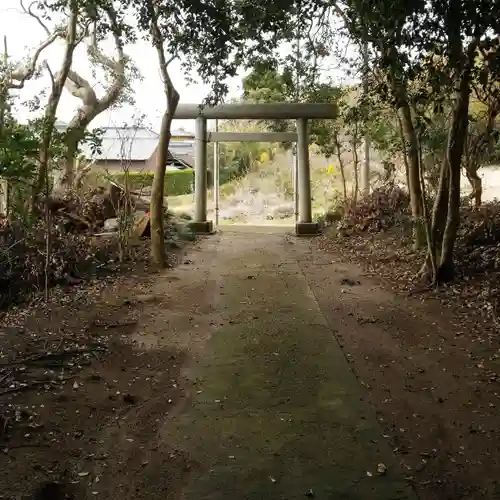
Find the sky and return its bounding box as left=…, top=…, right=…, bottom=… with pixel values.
left=0, top=1, right=353, bottom=133
left=0, top=0, right=245, bottom=132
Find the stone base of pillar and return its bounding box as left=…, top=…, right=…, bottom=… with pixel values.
left=295, top=221, right=320, bottom=236
left=188, top=220, right=214, bottom=234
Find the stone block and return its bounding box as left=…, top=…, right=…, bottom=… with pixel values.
left=295, top=221, right=320, bottom=236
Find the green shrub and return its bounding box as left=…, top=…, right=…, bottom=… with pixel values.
left=219, top=163, right=242, bottom=185
left=220, top=181, right=239, bottom=198
left=166, top=170, right=194, bottom=195
left=112, top=169, right=194, bottom=196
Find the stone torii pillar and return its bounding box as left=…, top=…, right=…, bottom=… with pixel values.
left=190, top=116, right=213, bottom=233
left=295, top=118, right=317, bottom=235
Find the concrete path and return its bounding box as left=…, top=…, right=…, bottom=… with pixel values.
left=160, top=229, right=416, bottom=500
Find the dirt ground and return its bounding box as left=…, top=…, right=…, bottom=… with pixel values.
left=0, top=228, right=499, bottom=499
left=0, top=249, right=196, bottom=500
left=302, top=239, right=500, bottom=500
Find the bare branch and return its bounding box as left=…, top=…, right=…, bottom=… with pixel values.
left=12, top=0, right=89, bottom=93
left=45, top=60, right=55, bottom=91
left=74, top=6, right=126, bottom=115
left=149, top=5, right=176, bottom=94
left=76, top=16, right=92, bottom=44
left=8, top=31, right=61, bottom=89
left=20, top=0, right=51, bottom=35
left=156, top=55, right=177, bottom=84
left=86, top=7, right=124, bottom=73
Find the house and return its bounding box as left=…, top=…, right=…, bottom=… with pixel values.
left=165, top=127, right=195, bottom=170
left=88, top=126, right=194, bottom=172
left=55, top=121, right=194, bottom=172
left=171, top=127, right=195, bottom=141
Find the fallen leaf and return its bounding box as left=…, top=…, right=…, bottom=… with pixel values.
left=377, top=463, right=387, bottom=475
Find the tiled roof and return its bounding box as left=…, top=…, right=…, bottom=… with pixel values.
left=87, top=127, right=160, bottom=161
left=88, top=127, right=195, bottom=163
left=166, top=150, right=194, bottom=169
left=171, top=128, right=195, bottom=138
left=168, top=140, right=194, bottom=167
left=56, top=124, right=194, bottom=165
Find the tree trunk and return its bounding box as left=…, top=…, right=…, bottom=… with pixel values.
left=351, top=123, right=360, bottom=204
left=150, top=109, right=175, bottom=266
left=60, top=4, right=126, bottom=191
left=420, top=158, right=449, bottom=279
left=437, top=39, right=478, bottom=281
left=431, top=159, right=450, bottom=244
left=419, top=143, right=437, bottom=284
left=464, top=106, right=498, bottom=208
left=395, top=111, right=411, bottom=191
left=361, top=41, right=370, bottom=196
left=398, top=102, right=425, bottom=249
left=334, top=132, right=347, bottom=202
left=149, top=84, right=180, bottom=266
left=32, top=3, right=78, bottom=209
left=438, top=163, right=461, bottom=282
left=466, top=169, right=482, bottom=207
left=62, top=92, right=124, bottom=190
left=352, top=140, right=359, bottom=204
left=438, top=96, right=471, bottom=280
left=62, top=132, right=79, bottom=189
left=148, top=2, right=181, bottom=268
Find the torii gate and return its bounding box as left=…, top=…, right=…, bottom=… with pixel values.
left=173, top=103, right=337, bottom=235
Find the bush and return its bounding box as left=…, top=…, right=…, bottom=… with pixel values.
left=219, top=163, right=241, bottom=185
left=335, top=186, right=411, bottom=234
left=0, top=219, right=118, bottom=308
left=112, top=169, right=194, bottom=196
left=220, top=181, right=239, bottom=198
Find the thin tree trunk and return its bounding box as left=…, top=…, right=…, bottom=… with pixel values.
left=431, top=159, right=450, bottom=243
left=361, top=43, right=370, bottom=196
left=419, top=141, right=437, bottom=285
left=420, top=159, right=449, bottom=280
left=438, top=159, right=461, bottom=281
left=438, top=106, right=469, bottom=280
left=150, top=106, right=177, bottom=266
left=149, top=4, right=180, bottom=267
left=352, top=124, right=359, bottom=204
left=466, top=170, right=482, bottom=207
left=395, top=111, right=411, bottom=191
left=62, top=133, right=79, bottom=189
left=352, top=141, right=359, bottom=204
left=399, top=101, right=425, bottom=249
left=334, top=132, right=347, bottom=203
left=464, top=105, right=498, bottom=207
left=438, top=39, right=478, bottom=281
left=0, top=37, right=7, bottom=135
